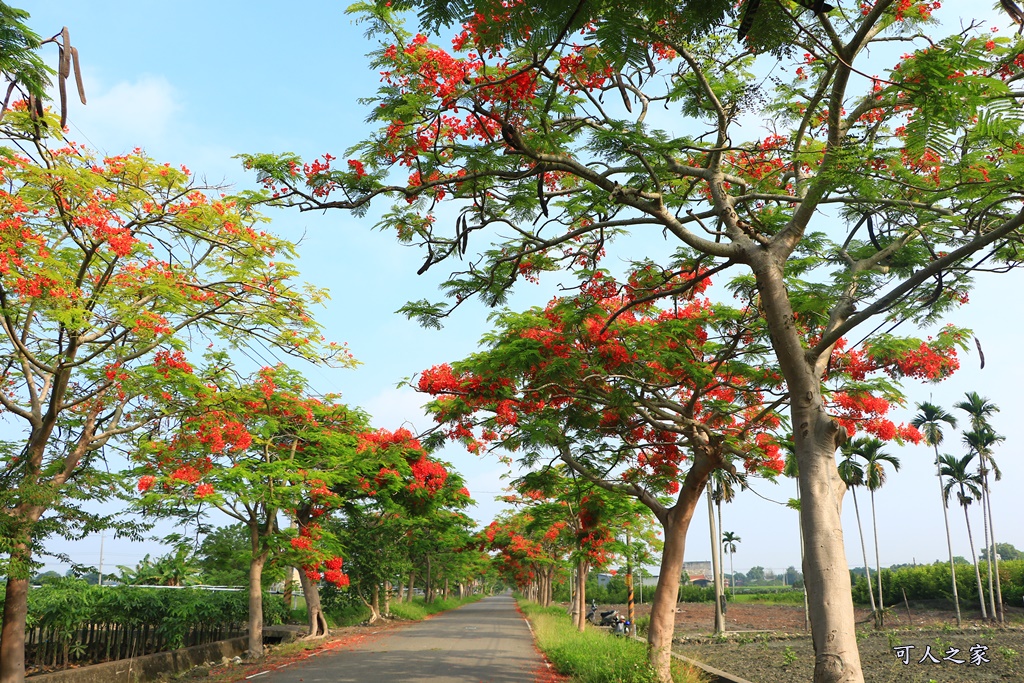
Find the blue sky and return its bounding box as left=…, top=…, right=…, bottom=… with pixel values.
left=19, top=0, right=1023, bottom=579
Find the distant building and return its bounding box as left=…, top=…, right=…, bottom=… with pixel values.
left=681, top=560, right=727, bottom=587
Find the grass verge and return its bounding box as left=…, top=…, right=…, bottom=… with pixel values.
left=389, top=593, right=483, bottom=621
left=518, top=601, right=707, bottom=683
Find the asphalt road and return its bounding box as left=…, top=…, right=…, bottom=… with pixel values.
left=251, top=595, right=546, bottom=682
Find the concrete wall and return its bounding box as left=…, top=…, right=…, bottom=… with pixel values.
left=29, top=636, right=248, bottom=683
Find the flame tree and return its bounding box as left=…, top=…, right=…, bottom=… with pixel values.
left=238, top=2, right=1022, bottom=679
left=0, top=109, right=347, bottom=682
left=414, top=269, right=945, bottom=667
left=327, top=427, right=477, bottom=622
left=133, top=363, right=370, bottom=657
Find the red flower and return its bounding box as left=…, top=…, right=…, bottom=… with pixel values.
left=194, top=483, right=215, bottom=498
left=347, top=159, right=367, bottom=178
left=137, top=475, right=156, bottom=492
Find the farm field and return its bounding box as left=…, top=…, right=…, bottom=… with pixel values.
left=592, top=601, right=1024, bottom=682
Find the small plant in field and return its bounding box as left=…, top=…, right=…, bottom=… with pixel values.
left=941, top=622, right=957, bottom=633
left=782, top=646, right=798, bottom=666
left=998, top=646, right=1018, bottom=661
left=886, top=630, right=902, bottom=649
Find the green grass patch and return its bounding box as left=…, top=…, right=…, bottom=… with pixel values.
left=325, top=603, right=371, bottom=627
left=518, top=601, right=706, bottom=683
left=389, top=594, right=483, bottom=621
left=729, top=590, right=806, bottom=605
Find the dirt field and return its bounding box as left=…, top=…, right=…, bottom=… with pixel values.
left=591, top=601, right=1024, bottom=682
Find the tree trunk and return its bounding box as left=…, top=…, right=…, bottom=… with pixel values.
left=406, top=571, right=415, bottom=602
left=870, top=489, right=884, bottom=628
left=361, top=588, right=382, bottom=624
left=982, top=509, right=995, bottom=620
left=384, top=581, right=392, bottom=617
left=962, top=499, right=987, bottom=619
left=0, top=574, right=30, bottom=683
left=850, top=489, right=876, bottom=616
left=754, top=247, right=864, bottom=682
left=425, top=555, right=433, bottom=604
left=247, top=553, right=267, bottom=658
left=647, top=487, right=707, bottom=683
left=297, top=569, right=328, bottom=638
left=574, top=559, right=588, bottom=631
left=934, top=448, right=961, bottom=626
left=983, top=479, right=1004, bottom=623
left=372, top=583, right=381, bottom=619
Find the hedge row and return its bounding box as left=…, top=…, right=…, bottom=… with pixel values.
left=851, top=560, right=1024, bottom=607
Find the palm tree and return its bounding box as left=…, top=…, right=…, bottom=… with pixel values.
left=939, top=453, right=987, bottom=619
left=722, top=531, right=740, bottom=597
left=911, top=402, right=961, bottom=626
left=843, top=437, right=899, bottom=627
left=954, top=395, right=1003, bottom=626
left=838, top=441, right=877, bottom=619
left=711, top=469, right=743, bottom=601
left=962, top=423, right=1004, bottom=623
left=955, top=392, right=999, bottom=432
left=857, top=437, right=900, bottom=628
left=783, top=446, right=809, bottom=631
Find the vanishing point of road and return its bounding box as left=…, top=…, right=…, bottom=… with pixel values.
left=251, top=595, right=548, bottom=682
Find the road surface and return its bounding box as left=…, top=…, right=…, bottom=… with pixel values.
left=251, top=595, right=546, bottom=682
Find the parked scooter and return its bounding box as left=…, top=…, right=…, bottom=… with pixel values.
left=586, top=599, right=624, bottom=627
left=610, top=615, right=632, bottom=636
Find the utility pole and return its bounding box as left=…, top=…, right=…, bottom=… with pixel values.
left=707, top=488, right=725, bottom=634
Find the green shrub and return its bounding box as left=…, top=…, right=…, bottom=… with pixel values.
left=677, top=585, right=715, bottom=603
left=849, top=560, right=1024, bottom=607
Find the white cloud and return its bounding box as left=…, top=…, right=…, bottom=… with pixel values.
left=64, top=74, right=181, bottom=155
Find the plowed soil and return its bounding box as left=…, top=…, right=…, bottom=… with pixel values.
left=592, top=601, right=1024, bottom=683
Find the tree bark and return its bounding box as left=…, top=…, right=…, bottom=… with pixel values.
left=647, top=474, right=709, bottom=683
left=425, top=555, right=433, bottom=604
left=406, top=571, right=416, bottom=602
left=983, top=480, right=1004, bottom=623
left=247, top=553, right=267, bottom=658
left=297, top=569, right=328, bottom=638
left=574, top=559, right=588, bottom=631
left=961, top=499, right=988, bottom=619
left=754, top=253, right=864, bottom=683
left=934, top=450, right=961, bottom=626
left=0, top=574, right=30, bottom=683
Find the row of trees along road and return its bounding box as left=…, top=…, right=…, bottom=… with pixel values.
left=0, top=17, right=486, bottom=683
left=242, top=1, right=1024, bottom=681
